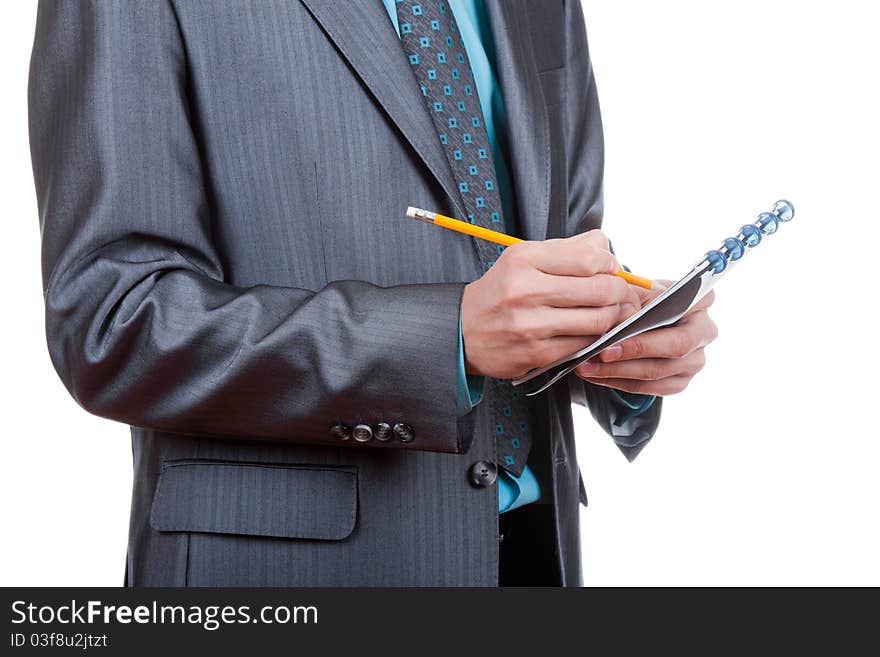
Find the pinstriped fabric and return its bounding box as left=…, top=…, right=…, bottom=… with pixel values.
left=28, top=0, right=662, bottom=587
left=30, top=0, right=498, bottom=587
left=150, top=461, right=358, bottom=540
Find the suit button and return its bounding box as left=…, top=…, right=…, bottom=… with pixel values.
left=329, top=422, right=352, bottom=441
left=393, top=422, right=415, bottom=443
left=469, top=461, right=497, bottom=488
left=374, top=421, right=393, bottom=442
left=352, top=423, right=373, bottom=442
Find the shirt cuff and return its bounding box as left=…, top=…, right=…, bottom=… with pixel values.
left=456, top=304, right=485, bottom=416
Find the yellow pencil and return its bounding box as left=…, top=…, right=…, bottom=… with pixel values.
left=405, top=206, right=660, bottom=291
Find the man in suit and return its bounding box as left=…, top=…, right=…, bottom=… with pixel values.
left=29, top=0, right=717, bottom=586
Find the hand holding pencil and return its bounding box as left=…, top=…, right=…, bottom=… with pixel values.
left=404, top=205, right=718, bottom=394
left=404, top=206, right=647, bottom=379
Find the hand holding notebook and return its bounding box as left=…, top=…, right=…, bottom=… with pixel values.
left=571, top=276, right=718, bottom=396
left=513, top=200, right=795, bottom=395
left=404, top=199, right=794, bottom=396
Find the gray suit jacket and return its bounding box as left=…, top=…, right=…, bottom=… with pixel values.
left=29, top=0, right=661, bottom=586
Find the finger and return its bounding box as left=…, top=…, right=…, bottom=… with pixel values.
left=534, top=334, right=603, bottom=366
left=577, top=229, right=611, bottom=252
left=525, top=235, right=620, bottom=277
left=533, top=304, right=623, bottom=338
left=579, top=349, right=706, bottom=380
left=633, top=278, right=673, bottom=306
left=633, top=280, right=716, bottom=315
left=535, top=273, right=632, bottom=308
left=577, top=375, right=692, bottom=396
left=685, top=288, right=716, bottom=315
left=598, top=310, right=716, bottom=362
left=669, top=310, right=718, bottom=345
left=619, top=286, right=642, bottom=320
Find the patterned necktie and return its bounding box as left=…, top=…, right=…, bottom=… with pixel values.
left=394, top=0, right=535, bottom=477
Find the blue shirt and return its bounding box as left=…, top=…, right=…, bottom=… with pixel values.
left=381, top=0, right=654, bottom=513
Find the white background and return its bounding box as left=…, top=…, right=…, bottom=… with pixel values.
left=2, top=1, right=878, bottom=586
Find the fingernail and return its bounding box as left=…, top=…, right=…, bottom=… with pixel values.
left=578, top=359, right=599, bottom=374
left=601, top=345, right=624, bottom=362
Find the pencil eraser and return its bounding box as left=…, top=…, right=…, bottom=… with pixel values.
left=406, top=206, right=418, bottom=219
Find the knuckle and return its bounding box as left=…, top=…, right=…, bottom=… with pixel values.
left=589, top=276, right=611, bottom=300
left=630, top=338, right=645, bottom=359
left=662, top=380, right=681, bottom=395
left=707, top=316, right=719, bottom=343
left=584, top=250, right=616, bottom=276
left=579, top=246, right=600, bottom=273
left=508, top=240, right=547, bottom=268
left=603, top=308, right=621, bottom=332
left=645, top=362, right=666, bottom=381
left=608, top=275, right=629, bottom=300
left=672, top=332, right=693, bottom=358
left=502, top=241, right=531, bottom=266
left=512, top=315, right=543, bottom=345
left=498, top=274, right=526, bottom=305
left=594, top=307, right=618, bottom=334
left=586, top=253, right=613, bottom=275
left=523, top=324, right=544, bottom=345
left=624, top=286, right=641, bottom=308
left=495, top=276, right=514, bottom=303
left=584, top=229, right=610, bottom=249
left=507, top=282, right=531, bottom=307
left=507, top=310, right=529, bottom=340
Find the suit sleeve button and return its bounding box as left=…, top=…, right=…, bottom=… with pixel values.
left=329, top=422, right=352, bottom=441
left=393, top=422, right=415, bottom=443
left=469, top=461, right=497, bottom=487
left=352, top=423, right=373, bottom=442
left=375, top=421, right=393, bottom=441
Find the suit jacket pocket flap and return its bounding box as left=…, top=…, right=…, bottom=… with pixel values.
left=150, top=459, right=357, bottom=541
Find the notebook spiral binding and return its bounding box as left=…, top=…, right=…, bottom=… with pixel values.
left=703, top=199, right=795, bottom=275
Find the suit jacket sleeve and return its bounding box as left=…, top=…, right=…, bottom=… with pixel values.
left=561, top=0, right=662, bottom=460
left=28, top=1, right=466, bottom=453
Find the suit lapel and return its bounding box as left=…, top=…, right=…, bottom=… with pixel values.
left=299, top=0, right=468, bottom=220
left=298, top=0, right=551, bottom=243
left=483, top=0, right=552, bottom=242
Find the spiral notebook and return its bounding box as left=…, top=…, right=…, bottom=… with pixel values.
left=512, top=200, right=795, bottom=396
